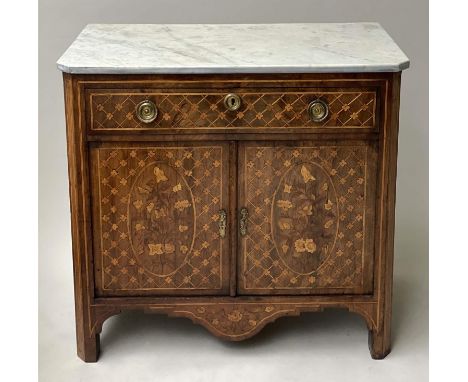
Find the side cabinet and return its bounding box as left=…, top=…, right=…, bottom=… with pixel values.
left=62, top=72, right=402, bottom=362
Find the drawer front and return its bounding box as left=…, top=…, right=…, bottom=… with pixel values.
left=87, top=90, right=377, bottom=131
left=238, top=141, right=377, bottom=295
left=90, top=143, right=231, bottom=296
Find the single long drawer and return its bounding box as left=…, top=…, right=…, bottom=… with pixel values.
left=87, top=89, right=377, bottom=131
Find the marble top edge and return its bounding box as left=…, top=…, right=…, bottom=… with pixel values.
left=57, top=23, right=410, bottom=74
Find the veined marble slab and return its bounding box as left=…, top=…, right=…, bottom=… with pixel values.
left=57, top=23, right=409, bottom=74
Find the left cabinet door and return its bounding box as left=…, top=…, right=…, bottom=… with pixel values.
left=90, top=142, right=231, bottom=296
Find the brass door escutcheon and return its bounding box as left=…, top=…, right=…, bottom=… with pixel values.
left=136, top=100, right=158, bottom=123
left=239, top=207, right=249, bottom=236
left=218, top=209, right=227, bottom=238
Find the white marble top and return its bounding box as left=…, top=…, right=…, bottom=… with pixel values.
left=57, top=23, right=409, bottom=74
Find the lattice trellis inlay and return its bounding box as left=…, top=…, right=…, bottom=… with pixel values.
left=89, top=91, right=376, bottom=130
left=241, top=145, right=372, bottom=291
left=94, top=146, right=225, bottom=291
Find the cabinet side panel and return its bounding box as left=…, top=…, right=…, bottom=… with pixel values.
left=371, top=73, right=402, bottom=357
left=63, top=74, right=98, bottom=361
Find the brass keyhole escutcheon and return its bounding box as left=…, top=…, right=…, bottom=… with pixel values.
left=136, top=100, right=158, bottom=123
left=218, top=209, right=227, bottom=239
left=308, top=99, right=329, bottom=123
left=239, top=207, right=249, bottom=237
left=224, top=93, right=242, bottom=111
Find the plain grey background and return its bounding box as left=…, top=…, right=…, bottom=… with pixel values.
left=39, top=0, right=428, bottom=381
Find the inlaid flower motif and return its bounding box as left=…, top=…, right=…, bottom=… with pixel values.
left=294, top=238, right=317, bottom=254
left=174, top=200, right=191, bottom=211
left=133, top=200, right=143, bottom=209
left=178, top=225, right=188, bottom=232
left=135, top=223, right=145, bottom=231
left=276, top=200, right=293, bottom=211
left=304, top=239, right=317, bottom=253
left=180, top=245, right=189, bottom=254
left=164, top=243, right=175, bottom=254
left=227, top=310, right=243, bottom=322
left=153, top=208, right=167, bottom=219
left=172, top=183, right=182, bottom=192
left=278, top=218, right=292, bottom=231
left=324, top=199, right=334, bottom=210
left=294, top=239, right=306, bottom=253
left=148, top=243, right=163, bottom=256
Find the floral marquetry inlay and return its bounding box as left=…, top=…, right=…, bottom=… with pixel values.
left=240, top=144, right=376, bottom=292
left=93, top=145, right=227, bottom=293
left=272, top=162, right=339, bottom=274
left=164, top=303, right=308, bottom=340
left=128, top=163, right=195, bottom=276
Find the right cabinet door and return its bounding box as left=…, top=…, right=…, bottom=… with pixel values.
left=238, top=141, right=378, bottom=295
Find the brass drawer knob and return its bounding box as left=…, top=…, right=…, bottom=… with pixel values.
left=308, top=99, right=329, bottom=122
left=224, top=93, right=242, bottom=111
left=136, top=100, right=158, bottom=123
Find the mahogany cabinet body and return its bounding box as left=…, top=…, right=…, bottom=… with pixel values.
left=62, top=72, right=401, bottom=361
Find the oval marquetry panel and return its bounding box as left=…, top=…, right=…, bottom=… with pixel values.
left=271, top=162, right=338, bottom=274
left=128, top=162, right=195, bottom=276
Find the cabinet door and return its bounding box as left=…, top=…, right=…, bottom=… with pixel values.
left=238, top=142, right=377, bottom=295
left=90, top=143, right=231, bottom=296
